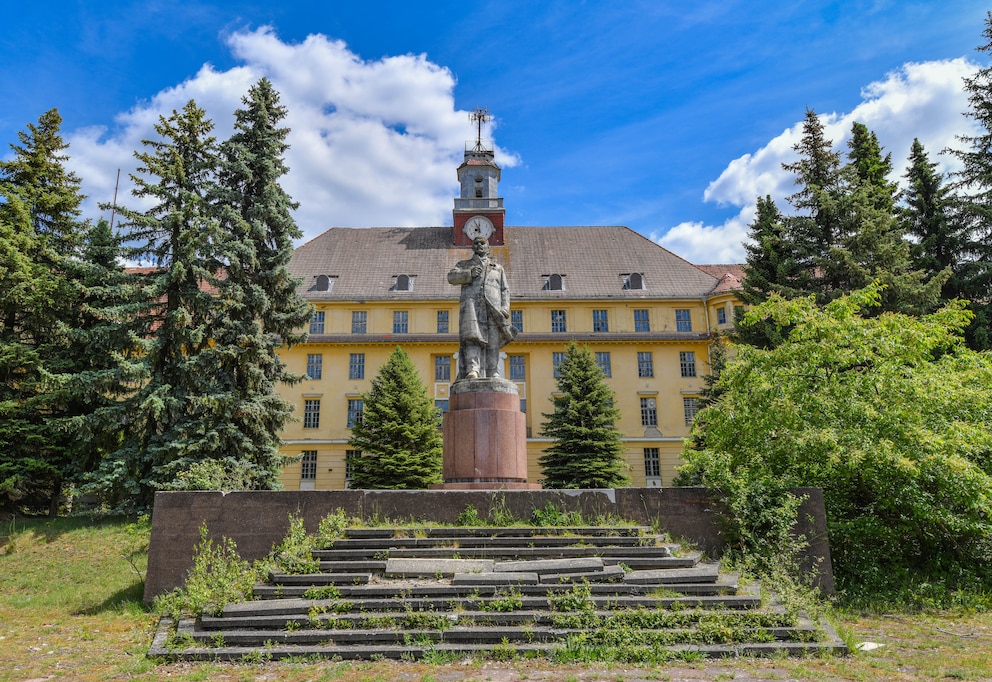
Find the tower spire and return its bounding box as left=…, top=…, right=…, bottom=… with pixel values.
left=469, top=107, right=491, bottom=152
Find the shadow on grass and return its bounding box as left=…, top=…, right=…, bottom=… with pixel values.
left=75, top=580, right=152, bottom=616
left=2, top=513, right=143, bottom=547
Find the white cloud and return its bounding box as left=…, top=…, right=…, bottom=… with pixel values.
left=661, top=58, right=980, bottom=264
left=66, top=27, right=502, bottom=242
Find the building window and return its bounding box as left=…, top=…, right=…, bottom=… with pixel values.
left=310, top=275, right=333, bottom=292
left=680, top=351, right=697, bottom=377
left=637, top=351, right=654, bottom=378
left=640, top=397, right=658, bottom=427
left=717, top=307, right=727, bottom=325
left=593, top=309, right=609, bottom=332
left=303, top=399, right=320, bottom=429
left=624, top=273, right=645, bottom=290
left=393, top=311, right=408, bottom=334
left=520, top=399, right=526, bottom=413
left=684, top=397, right=700, bottom=426
left=435, top=399, right=449, bottom=413
left=352, top=311, right=367, bottom=334
left=437, top=310, right=449, bottom=334
left=309, top=311, right=325, bottom=334
left=394, top=274, right=413, bottom=291
left=301, top=450, right=317, bottom=480
left=435, top=355, right=451, bottom=381
left=551, top=310, right=567, bottom=333
left=347, top=399, right=364, bottom=428
left=508, top=355, right=526, bottom=381
left=552, top=352, right=566, bottom=378
left=511, top=309, right=523, bottom=332
left=595, top=351, right=612, bottom=377
left=634, top=309, right=650, bottom=332
left=676, top=309, right=692, bottom=332
left=306, top=353, right=323, bottom=380
left=345, top=450, right=360, bottom=489
left=544, top=273, right=565, bottom=290
left=643, top=447, right=660, bottom=478
left=349, top=353, right=365, bottom=380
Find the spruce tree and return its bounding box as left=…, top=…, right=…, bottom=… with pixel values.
left=190, top=78, right=314, bottom=489
left=348, top=347, right=443, bottom=489
left=782, top=107, right=847, bottom=297
left=539, top=342, right=628, bottom=489
left=0, top=109, right=89, bottom=514
left=901, top=139, right=963, bottom=301
left=947, top=11, right=992, bottom=350
left=96, top=100, right=227, bottom=508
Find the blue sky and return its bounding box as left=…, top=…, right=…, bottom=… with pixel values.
left=1, top=1, right=988, bottom=263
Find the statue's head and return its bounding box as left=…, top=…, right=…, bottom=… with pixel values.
left=472, top=236, right=489, bottom=256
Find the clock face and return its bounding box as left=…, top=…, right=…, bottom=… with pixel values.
left=464, top=216, right=495, bottom=240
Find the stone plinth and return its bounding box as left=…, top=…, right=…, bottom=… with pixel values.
left=438, top=378, right=540, bottom=490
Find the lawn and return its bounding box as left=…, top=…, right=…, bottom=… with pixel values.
left=1, top=515, right=989, bottom=681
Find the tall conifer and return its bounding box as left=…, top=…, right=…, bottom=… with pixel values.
left=347, top=347, right=443, bottom=489
left=539, top=342, right=628, bottom=489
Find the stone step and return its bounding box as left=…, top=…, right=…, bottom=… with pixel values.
left=344, top=526, right=651, bottom=539
left=324, top=535, right=655, bottom=549
left=384, top=557, right=494, bottom=577
left=623, top=564, right=719, bottom=585
left=152, top=616, right=848, bottom=661
left=312, top=545, right=677, bottom=560
left=253, top=573, right=740, bottom=600
left=268, top=571, right=371, bottom=585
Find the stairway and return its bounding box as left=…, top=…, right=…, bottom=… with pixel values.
left=150, top=525, right=846, bottom=662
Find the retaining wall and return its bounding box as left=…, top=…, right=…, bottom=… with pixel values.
left=143, top=487, right=834, bottom=602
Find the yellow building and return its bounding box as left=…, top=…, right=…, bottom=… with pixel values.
left=277, top=143, right=741, bottom=490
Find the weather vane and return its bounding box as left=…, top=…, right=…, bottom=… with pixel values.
left=469, top=107, right=491, bottom=151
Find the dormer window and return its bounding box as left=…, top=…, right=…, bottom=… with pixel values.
left=543, top=274, right=565, bottom=291
left=393, top=274, right=415, bottom=292
left=622, top=273, right=645, bottom=290
left=309, top=274, right=336, bottom=292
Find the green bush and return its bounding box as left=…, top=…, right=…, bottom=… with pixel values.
left=678, top=286, right=992, bottom=604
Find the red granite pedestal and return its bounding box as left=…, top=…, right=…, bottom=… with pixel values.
left=436, top=378, right=541, bottom=490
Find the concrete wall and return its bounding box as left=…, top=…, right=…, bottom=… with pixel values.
left=144, top=487, right=834, bottom=602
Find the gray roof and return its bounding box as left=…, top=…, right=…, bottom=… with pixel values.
left=290, top=225, right=724, bottom=301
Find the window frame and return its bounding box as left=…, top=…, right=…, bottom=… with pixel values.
left=303, top=399, right=321, bottom=429
left=643, top=447, right=660, bottom=478
left=434, top=355, right=451, bottom=382
left=436, top=310, right=449, bottom=334
left=675, top=309, right=692, bottom=332
left=393, top=310, right=409, bottom=334
left=552, top=351, right=566, bottom=378
left=637, top=351, right=654, bottom=378
left=309, top=311, right=325, bottom=335
left=680, top=351, right=697, bottom=378
left=634, top=309, right=650, bottom=332
left=306, top=353, right=323, bottom=380
left=551, top=309, right=567, bottom=333
left=351, top=310, right=367, bottom=334
left=346, top=399, right=364, bottom=428
left=300, top=450, right=317, bottom=480
left=349, top=353, right=365, bottom=380
left=593, top=309, right=609, bottom=332
left=640, top=397, right=658, bottom=427
left=508, top=355, right=526, bottom=381
left=595, top=351, right=612, bottom=377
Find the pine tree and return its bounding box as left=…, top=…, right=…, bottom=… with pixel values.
left=0, top=109, right=89, bottom=514
left=900, top=139, right=962, bottom=300
left=188, top=78, right=314, bottom=489
left=348, top=347, right=443, bottom=489
left=847, top=122, right=897, bottom=212
left=947, top=12, right=992, bottom=350
left=539, top=342, right=628, bottom=489
left=63, top=219, right=146, bottom=481
left=96, top=100, right=227, bottom=509
left=782, top=107, right=847, bottom=297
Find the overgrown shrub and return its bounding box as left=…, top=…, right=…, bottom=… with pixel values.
left=677, top=286, right=992, bottom=605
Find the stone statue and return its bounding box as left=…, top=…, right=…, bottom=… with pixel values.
left=448, top=236, right=517, bottom=379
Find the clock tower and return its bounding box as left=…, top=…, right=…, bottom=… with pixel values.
left=453, top=107, right=505, bottom=246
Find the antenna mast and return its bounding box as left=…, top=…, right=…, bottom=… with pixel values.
left=109, top=168, right=121, bottom=231
left=469, top=107, right=491, bottom=151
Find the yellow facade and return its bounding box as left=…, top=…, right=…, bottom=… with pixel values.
left=276, top=292, right=740, bottom=491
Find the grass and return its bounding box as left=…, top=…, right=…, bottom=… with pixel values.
left=1, top=514, right=991, bottom=681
